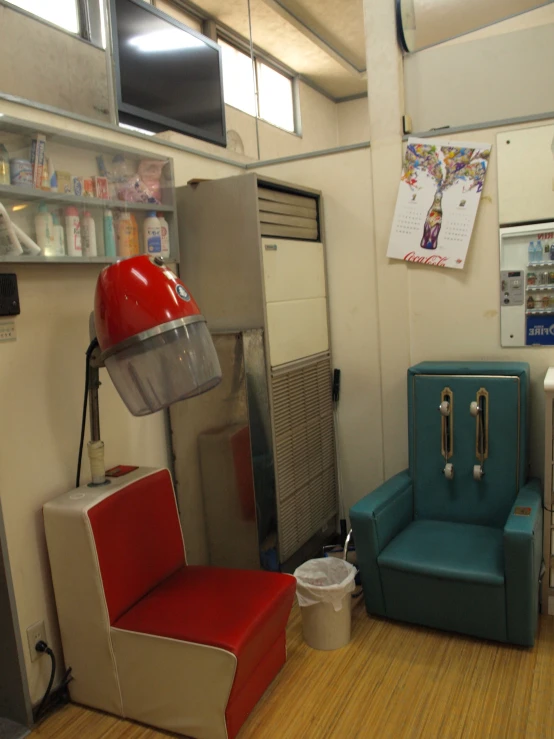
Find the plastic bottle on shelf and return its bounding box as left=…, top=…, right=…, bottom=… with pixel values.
left=0, top=144, right=9, bottom=186
left=82, top=211, right=97, bottom=257
left=0, top=203, right=23, bottom=255
left=528, top=241, right=536, bottom=264
left=535, top=240, right=543, bottom=263
left=157, top=213, right=170, bottom=259
left=52, top=213, right=65, bottom=255
left=64, top=206, right=82, bottom=257
left=144, top=211, right=162, bottom=255
left=35, top=203, right=55, bottom=255
left=103, top=210, right=116, bottom=257
left=550, top=242, right=554, bottom=262
left=117, top=212, right=134, bottom=257
left=130, top=213, right=140, bottom=255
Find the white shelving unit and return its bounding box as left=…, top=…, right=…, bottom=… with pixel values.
left=544, top=367, right=554, bottom=615
left=0, top=115, right=178, bottom=264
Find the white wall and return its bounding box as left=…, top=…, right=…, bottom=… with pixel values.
left=255, top=149, right=384, bottom=513
left=0, top=98, right=241, bottom=705
left=337, top=98, right=370, bottom=146
left=404, top=6, right=554, bottom=133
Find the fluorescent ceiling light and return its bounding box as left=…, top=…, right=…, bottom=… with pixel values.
left=128, top=29, right=203, bottom=53
left=119, top=123, right=156, bottom=137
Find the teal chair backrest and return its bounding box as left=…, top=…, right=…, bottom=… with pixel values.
left=408, top=362, right=529, bottom=528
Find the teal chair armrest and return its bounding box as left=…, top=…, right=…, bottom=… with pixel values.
left=504, top=479, right=543, bottom=646
left=350, top=470, right=413, bottom=616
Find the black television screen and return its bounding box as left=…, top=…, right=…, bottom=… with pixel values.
left=111, top=0, right=226, bottom=146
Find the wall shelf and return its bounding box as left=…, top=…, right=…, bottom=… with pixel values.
left=0, top=184, right=174, bottom=212
left=0, top=117, right=179, bottom=264
left=0, top=255, right=177, bottom=265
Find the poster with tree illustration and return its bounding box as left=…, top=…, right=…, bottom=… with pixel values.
left=387, top=138, right=491, bottom=269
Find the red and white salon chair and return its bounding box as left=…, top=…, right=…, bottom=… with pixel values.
left=44, top=467, right=295, bottom=739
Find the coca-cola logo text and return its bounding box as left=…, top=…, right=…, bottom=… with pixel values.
left=403, top=251, right=448, bottom=267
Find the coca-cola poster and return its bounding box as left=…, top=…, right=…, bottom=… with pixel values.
left=387, top=137, right=491, bottom=270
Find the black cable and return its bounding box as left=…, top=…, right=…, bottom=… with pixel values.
left=33, top=642, right=73, bottom=723
left=34, top=641, right=55, bottom=721
left=76, top=338, right=99, bottom=488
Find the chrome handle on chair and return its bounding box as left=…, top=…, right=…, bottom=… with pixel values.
left=440, top=387, right=454, bottom=478
left=471, top=388, right=488, bottom=480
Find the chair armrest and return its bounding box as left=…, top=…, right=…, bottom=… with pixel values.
left=504, top=479, right=543, bottom=646
left=350, top=470, right=413, bottom=616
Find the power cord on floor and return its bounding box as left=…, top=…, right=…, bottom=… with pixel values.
left=33, top=640, right=73, bottom=723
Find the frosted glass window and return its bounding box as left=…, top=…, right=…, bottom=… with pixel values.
left=219, top=39, right=257, bottom=117
left=257, top=61, right=295, bottom=133
left=6, top=0, right=80, bottom=34
left=219, top=37, right=296, bottom=133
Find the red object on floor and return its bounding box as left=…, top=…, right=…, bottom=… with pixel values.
left=231, top=426, right=257, bottom=521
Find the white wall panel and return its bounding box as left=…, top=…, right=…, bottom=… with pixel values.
left=404, top=24, right=554, bottom=132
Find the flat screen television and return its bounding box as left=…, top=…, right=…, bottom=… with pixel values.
left=110, top=0, right=226, bottom=146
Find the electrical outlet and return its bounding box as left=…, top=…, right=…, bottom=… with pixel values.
left=27, top=620, right=46, bottom=662
left=0, top=321, right=16, bottom=342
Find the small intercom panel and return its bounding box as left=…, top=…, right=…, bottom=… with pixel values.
left=0, top=274, right=20, bottom=316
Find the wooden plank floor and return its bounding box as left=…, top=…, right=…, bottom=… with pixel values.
left=32, top=600, right=554, bottom=739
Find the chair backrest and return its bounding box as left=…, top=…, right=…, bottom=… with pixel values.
left=408, top=362, right=529, bottom=528
left=87, top=468, right=185, bottom=623
left=44, top=467, right=183, bottom=714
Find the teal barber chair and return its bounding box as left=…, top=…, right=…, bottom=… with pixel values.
left=350, top=362, right=543, bottom=646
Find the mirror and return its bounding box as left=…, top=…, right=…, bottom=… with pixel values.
left=397, top=0, right=552, bottom=53
left=184, top=0, right=368, bottom=161
left=402, top=2, right=554, bottom=132
left=249, top=0, right=368, bottom=160
left=0, top=0, right=370, bottom=163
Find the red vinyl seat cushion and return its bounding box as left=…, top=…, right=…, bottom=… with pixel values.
left=114, top=566, right=295, bottom=694
left=88, top=469, right=185, bottom=623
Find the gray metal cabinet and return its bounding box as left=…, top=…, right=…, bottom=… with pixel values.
left=170, top=174, right=337, bottom=569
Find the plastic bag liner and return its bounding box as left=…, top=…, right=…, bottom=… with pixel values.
left=294, top=558, right=357, bottom=612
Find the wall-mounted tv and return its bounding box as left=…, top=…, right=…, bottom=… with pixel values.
left=110, top=0, right=226, bottom=147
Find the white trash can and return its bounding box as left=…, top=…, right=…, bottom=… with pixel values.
left=294, top=558, right=357, bottom=651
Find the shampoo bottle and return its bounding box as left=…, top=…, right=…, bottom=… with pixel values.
left=82, top=211, right=97, bottom=257
left=130, top=213, right=140, bottom=255
left=157, top=213, right=170, bottom=259
left=117, top=212, right=133, bottom=257
left=35, top=203, right=55, bottom=255
left=52, top=213, right=65, bottom=255
left=64, top=206, right=82, bottom=257
left=144, top=211, right=161, bottom=255
left=103, top=210, right=116, bottom=257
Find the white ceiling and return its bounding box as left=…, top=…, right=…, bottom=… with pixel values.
left=183, top=0, right=368, bottom=99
